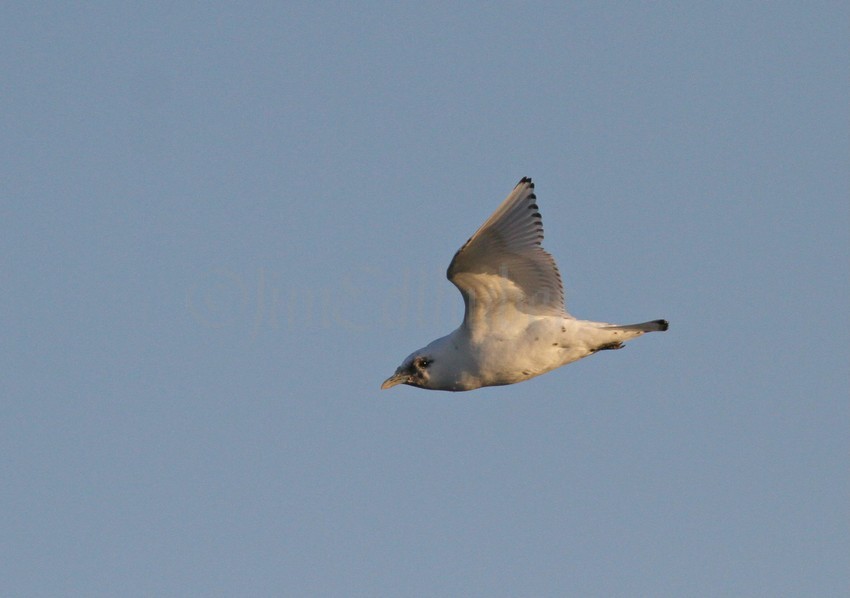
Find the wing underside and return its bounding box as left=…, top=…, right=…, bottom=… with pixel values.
left=447, top=177, right=569, bottom=329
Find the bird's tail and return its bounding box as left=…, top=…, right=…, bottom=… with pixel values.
left=605, top=319, right=669, bottom=333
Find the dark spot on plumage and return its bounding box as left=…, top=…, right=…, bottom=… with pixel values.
left=552, top=342, right=558, bottom=346
left=598, top=341, right=625, bottom=351
left=528, top=203, right=538, bottom=210
left=531, top=212, right=541, bottom=219
left=534, top=336, right=539, bottom=341
left=561, top=326, right=566, bottom=332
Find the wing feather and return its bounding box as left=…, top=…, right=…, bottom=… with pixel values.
left=447, top=177, right=569, bottom=330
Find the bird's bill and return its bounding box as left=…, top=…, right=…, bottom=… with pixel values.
left=381, top=371, right=408, bottom=389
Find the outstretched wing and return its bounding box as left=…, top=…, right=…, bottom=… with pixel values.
left=447, top=177, right=569, bottom=330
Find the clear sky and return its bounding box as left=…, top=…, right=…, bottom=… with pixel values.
left=2, top=3, right=848, bottom=596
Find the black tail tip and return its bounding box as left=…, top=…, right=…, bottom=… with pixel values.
left=656, top=319, right=669, bottom=331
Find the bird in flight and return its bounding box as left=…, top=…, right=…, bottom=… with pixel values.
left=381, top=177, right=668, bottom=392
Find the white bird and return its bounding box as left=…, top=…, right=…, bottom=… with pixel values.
left=381, top=177, right=668, bottom=392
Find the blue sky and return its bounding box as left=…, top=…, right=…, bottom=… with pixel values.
left=2, top=2, right=848, bottom=596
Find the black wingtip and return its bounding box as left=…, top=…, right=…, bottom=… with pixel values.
left=518, top=176, right=534, bottom=188
left=656, top=319, right=669, bottom=331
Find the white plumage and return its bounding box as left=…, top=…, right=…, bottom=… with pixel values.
left=381, top=177, right=668, bottom=392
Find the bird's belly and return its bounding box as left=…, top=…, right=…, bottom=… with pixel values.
left=472, top=319, right=591, bottom=386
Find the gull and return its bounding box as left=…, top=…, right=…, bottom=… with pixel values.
left=381, top=177, right=668, bottom=392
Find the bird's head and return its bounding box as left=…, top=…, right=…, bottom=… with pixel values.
left=381, top=352, right=434, bottom=390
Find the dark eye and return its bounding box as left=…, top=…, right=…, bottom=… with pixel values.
left=419, top=358, right=432, bottom=369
